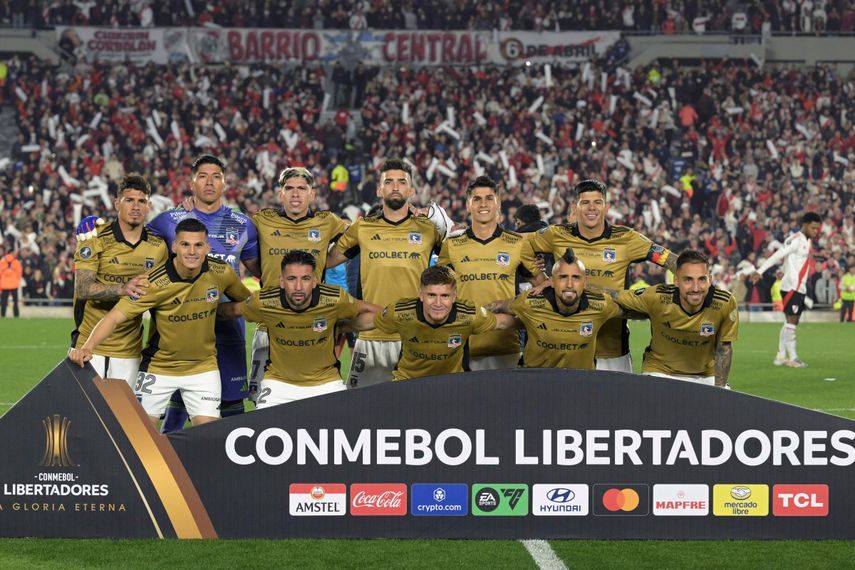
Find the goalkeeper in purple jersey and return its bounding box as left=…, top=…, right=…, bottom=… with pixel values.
left=147, top=155, right=260, bottom=432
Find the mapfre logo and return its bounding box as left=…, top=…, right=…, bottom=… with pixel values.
left=652, top=484, right=709, bottom=516
left=773, top=484, right=829, bottom=517
left=350, top=483, right=407, bottom=516
left=38, top=415, right=76, bottom=467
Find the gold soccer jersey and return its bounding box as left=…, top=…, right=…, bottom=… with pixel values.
left=113, top=257, right=251, bottom=376
left=438, top=227, right=539, bottom=357
left=242, top=284, right=360, bottom=386
left=511, top=288, right=621, bottom=370
left=72, top=222, right=168, bottom=357
left=253, top=208, right=346, bottom=285
left=335, top=213, right=442, bottom=341
left=374, top=298, right=496, bottom=380
left=616, top=285, right=738, bottom=377
left=528, top=222, right=672, bottom=359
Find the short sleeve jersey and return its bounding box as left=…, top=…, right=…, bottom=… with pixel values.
left=252, top=209, right=346, bottom=285
left=617, top=285, right=739, bottom=377
left=72, top=222, right=168, bottom=357
left=511, top=288, right=622, bottom=370
left=335, top=212, right=442, bottom=341
left=374, top=298, right=496, bottom=380
left=437, top=227, right=540, bottom=357
left=114, top=257, right=251, bottom=376
left=528, top=222, right=672, bottom=359
left=242, top=284, right=360, bottom=386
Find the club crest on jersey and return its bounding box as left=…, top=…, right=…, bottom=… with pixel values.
left=307, top=228, right=321, bottom=242
left=447, top=334, right=462, bottom=348
left=313, top=318, right=327, bottom=332
left=580, top=322, right=594, bottom=336
left=206, top=288, right=219, bottom=303
left=145, top=257, right=155, bottom=269
left=409, top=232, right=422, bottom=245
left=603, top=248, right=617, bottom=263
left=225, top=229, right=240, bottom=245
left=496, top=252, right=510, bottom=266
left=79, top=246, right=93, bottom=260
left=700, top=323, right=715, bottom=337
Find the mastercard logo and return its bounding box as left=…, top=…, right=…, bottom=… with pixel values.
left=602, top=488, right=640, bottom=512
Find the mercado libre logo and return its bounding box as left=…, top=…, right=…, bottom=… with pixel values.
left=39, top=415, right=76, bottom=468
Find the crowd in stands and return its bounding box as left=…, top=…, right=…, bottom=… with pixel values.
left=0, top=1, right=851, bottom=34
left=0, top=48, right=852, bottom=308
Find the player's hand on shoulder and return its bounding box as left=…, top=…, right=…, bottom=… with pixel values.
left=180, top=195, right=196, bottom=211
left=528, top=278, right=551, bottom=296
left=123, top=274, right=150, bottom=299
left=76, top=216, right=106, bottom=242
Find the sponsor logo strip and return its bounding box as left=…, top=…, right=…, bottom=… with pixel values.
left=592, top=484, right=649, bottom=516
left=472, top=484, right=529, bottom=516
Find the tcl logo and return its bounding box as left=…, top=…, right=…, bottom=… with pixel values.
left=350, top=484, right=407, bottom=516
left=773, top=484, right=828, bottom=517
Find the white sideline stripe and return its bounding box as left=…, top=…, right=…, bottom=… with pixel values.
left=817, top=408, right=855, bottom=412
left=520, top=539, right=567, bottom=570
left=0, top=402, right=15, bottom=406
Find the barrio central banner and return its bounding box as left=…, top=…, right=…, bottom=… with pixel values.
left=0, top=362, right=852, bottom=539
left=56, top=27, right=620, bottom=66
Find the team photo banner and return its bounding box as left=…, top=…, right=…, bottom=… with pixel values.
left=0, top=363, right=852, bottom=538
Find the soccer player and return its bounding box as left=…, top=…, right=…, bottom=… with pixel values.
left=528, top=179, right=676, bottom=373
left=374, top=265, right=516, bottom=381
left=249, top=167, right=348, bottom=400
left=71, top=174, right=168, bottom=386
left=147, top=154, right=260, bottom=430
left=69, top=218, right=252, bottom=427
left=613, top=250, right=738, bottom=387
left=242, top=250, right=379, bottom=408
left=437, top=175, right=543, bottom=370
left=326, top=158, right=443, bottom=388
left=751, top=212, right=822, bottom=367
left=488, top=248, right=624, bottom=370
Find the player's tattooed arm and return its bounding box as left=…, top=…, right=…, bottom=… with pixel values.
left=714, top=341, right=733, bottom=388
left=75, top=269, right=148, bottom=300
left=242, top=257, right=261, bottom=278
left=664, top=251, right=678, bottom=273
left=216, top=301, right=244, bottom=319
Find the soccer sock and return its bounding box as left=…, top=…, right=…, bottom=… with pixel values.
left=220, top=399, right=245, bottom=418
left=777, top=325, right=787, bottom=358
left=783, top=323, right=798, bottom=361
left=160, top=391, right=189, bottom=433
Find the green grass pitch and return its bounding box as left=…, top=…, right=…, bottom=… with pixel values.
left=0, top=318, right=853, bottom=567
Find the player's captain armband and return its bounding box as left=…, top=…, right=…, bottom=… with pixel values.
left=647, top=244, right=671, bottom=266
left=76, top=215, right=106, bottom=242
left=426, top=201, right=454, bottom=239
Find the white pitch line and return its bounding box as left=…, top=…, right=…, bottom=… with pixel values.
left=816, top=408, right=855, bottom=412
left=520, top=539, right=567, bottom=570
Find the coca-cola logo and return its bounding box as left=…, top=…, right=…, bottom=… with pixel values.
left=350, top=483, right=408, bottom=516
left=353, top=490, right=404, bottom=508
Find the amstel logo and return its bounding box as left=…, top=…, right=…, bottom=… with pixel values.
left=38, top=415, right=76, bottom=468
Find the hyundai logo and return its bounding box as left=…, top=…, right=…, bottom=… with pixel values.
left=546, top=488, right=575, bottom=503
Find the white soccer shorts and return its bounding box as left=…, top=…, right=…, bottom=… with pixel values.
left=134, top=370, right=221, bottom=419
left=596, top=353, right=633, bottom=373
left=469, top=353, right=520, bottom=371
left=346, top=339, right=401, bottom=388
left=89, top=353, right=140, bottom=388
left=249, top=326, right=270, bottom=402
left=255, top=378, right=345, bottom=409
left=645, top=372, right=715, bottom=386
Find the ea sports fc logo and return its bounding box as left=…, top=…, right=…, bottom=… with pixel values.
left=38, top=415, right=76, bottom=468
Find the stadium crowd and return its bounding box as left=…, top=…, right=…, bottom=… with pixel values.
left=0, top=1, right=852, bottom=34
left=0, top=48, right=852, bottom=308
